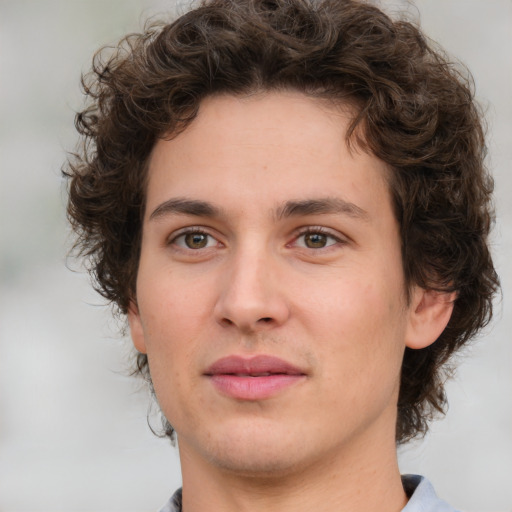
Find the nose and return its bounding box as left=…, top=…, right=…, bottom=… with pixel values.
left=213, top=247, right=290, bottom=333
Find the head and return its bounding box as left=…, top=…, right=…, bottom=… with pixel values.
left=65, top=0, right=498, bottom=446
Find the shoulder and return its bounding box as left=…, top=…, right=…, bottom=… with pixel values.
left=402, top=475, right=461, bottom=512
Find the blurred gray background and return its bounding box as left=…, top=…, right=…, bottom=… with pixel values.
left=0, top=1, right=510, bottom=511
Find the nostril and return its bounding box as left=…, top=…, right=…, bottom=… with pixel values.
left=260, top=317, right=273, bottom=323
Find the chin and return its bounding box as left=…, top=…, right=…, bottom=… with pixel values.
left=181, top=419, right=316, bottom=478
left=206, top=444, right=306, bottom=479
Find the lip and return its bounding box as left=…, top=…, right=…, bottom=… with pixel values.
left=204, top=355, right=307, bottom=400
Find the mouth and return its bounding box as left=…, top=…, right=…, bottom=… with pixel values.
left=204, top=355, right=307, bottom=400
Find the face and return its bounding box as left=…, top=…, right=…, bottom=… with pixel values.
left=129, top=92, right=420, bottom=478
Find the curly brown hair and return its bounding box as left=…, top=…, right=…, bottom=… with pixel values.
left=64, top=0, right=499, bottom=443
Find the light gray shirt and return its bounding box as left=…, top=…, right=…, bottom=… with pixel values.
left=402, top=475, right=460, bottom=512
left=159, top=474, right=459, bottom=512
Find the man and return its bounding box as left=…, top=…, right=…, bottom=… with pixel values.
left=64, top=0, right=499, bottom=511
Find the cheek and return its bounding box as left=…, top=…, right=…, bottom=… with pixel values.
left=312, top=281, right=406, bottom=430
left=135, top=279, right=196, bottom=390
left=139, top=298, right=199, bottom=418
left=137, top=265, right=211, bottom=336
left=301, top=273, right=407, bottom=375
left=301, top=270, right=404, bottom=327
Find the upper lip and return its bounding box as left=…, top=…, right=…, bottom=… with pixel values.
left=205, top=355, right=306, bottom=376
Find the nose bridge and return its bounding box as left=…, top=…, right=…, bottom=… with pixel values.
left=214, top=237, right=289, bottom=331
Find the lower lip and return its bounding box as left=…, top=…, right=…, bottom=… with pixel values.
left=208, top=374, right=305, bottom=400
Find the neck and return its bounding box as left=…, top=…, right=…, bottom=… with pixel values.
left=178, top=424, right=407, bottom=512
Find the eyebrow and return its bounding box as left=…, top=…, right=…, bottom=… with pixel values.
left=149, top=198, right=222, bottom=221
left=275, top=197, right=369, bottom=221
left=149, top=196, right=369, bottom=222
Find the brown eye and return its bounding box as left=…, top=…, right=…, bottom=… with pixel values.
left=304, top=233, right=328, bottom=248
left=171, top=229, right=220, bottom=251
left=184, top=233, right=209, bottom=249
left=293, top=230, right=340, bottom=250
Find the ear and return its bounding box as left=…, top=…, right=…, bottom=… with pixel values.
left=405, top=287, right=456, bottom=349
left=127, top=301, right=147, bottom=354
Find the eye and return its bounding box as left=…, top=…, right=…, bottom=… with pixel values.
left=294, top=229, right=340, bottom=249
left=172, top=230, right=218, bottom=250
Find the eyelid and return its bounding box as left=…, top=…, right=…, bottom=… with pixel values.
left=290, top=226, right=348, bottom=249
left=166, top=224, right=347, bottom=251
left=167, top=226, right=223, bottom=249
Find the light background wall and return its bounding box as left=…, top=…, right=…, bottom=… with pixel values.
left=0, top=1, right=510, bottom=510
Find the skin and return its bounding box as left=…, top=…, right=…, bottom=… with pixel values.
left=129, top=92, right=453, bottom=512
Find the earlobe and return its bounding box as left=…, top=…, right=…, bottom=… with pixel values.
left=405, top=287, right=456, bottom=350
left=127, top=301, right=148, bottom=354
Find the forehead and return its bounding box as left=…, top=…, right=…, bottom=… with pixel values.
left=145, top=92, right=391, bottom=221
left=156, top=91, right=364, bottom=160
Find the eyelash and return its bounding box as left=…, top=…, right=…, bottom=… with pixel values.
left=168, top=228, right=220, bottom=251
left=291, top=226, right=345, bottom=250
left=168, top=226, right=345, bottom=252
